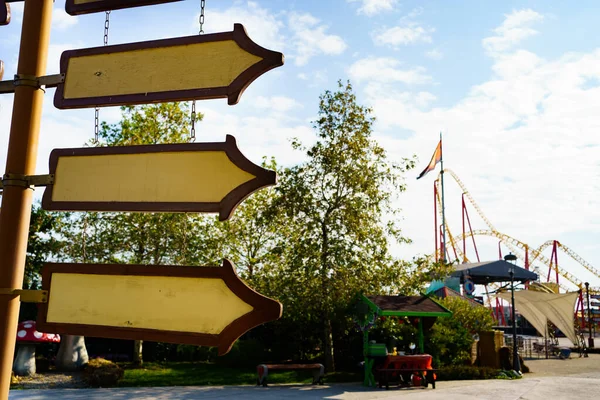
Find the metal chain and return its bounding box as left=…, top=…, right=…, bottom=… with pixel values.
left=104, top=11, right=111, bottom=45
left=190, top=101, right=197, bottom=142
left=94, top=11, right=111, bottom=145
left=199, top=0, right=205, bottom=34
left=190, top=1, right=205, bottom=142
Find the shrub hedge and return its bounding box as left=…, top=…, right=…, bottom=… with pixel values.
left=436, top=365, right=501, bottom=381
left=84, top=358, right=124, bottom=387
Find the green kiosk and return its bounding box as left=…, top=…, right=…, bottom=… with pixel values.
left=353, top=294, right=452, bottom=387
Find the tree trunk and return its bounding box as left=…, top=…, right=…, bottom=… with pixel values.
left=133, top=340, right=143, bottom=366
left=56, top=335, right=89, bottom=371
left=323, top=314, right=335, bottom=372
left=320, top=216, right=335, bottom=372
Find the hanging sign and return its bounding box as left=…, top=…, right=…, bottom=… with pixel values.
left=54, top=24, right=284, bottom=109
left=463, top=276, right=475, bottom=296
left=41, top=135, right=276, bottom=221
left=37, top=260, right=282, bottom=355
left=65, top=0, right=183, bottom=15
left=0, top=0, right=9, bottom=25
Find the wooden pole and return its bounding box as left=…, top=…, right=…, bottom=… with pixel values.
left=0, top=1, right=53, bottom=397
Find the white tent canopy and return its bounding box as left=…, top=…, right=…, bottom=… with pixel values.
left=497, top=291, right=579, bottom=345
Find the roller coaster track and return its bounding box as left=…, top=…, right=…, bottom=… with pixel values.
left=435, top=168, right=522, bottom=262
left=531, top=240, right=600, bottom=281
left=432, top=168, right=600, bottom=295
left=457, top=229, right=600, bottom=293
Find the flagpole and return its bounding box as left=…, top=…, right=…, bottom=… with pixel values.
left=439, top=132, right=447, bottom=263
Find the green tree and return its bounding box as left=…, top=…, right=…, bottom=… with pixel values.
left=272, top=80, right=415, bottom=371
left=208, top=158, right=288, bottom=281
left=24, top=204, right=64, bottom=290
left=426, top=296, right=494, bottom=367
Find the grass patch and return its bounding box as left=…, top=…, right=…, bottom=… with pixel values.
left=118, top=362, right=361, bottom=387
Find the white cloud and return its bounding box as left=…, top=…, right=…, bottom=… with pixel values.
left=425, top=49, right=443, bottom=60
left=357, top=45, right=600, bottom=288
left=200, top=4, right=345, bottom=67
left=372, top=8, right=434, bottom=47
left=199, top=2, right=285, bottom=51
left=252, top=96, right=303, bottom=113
left=483, top=9, right=544, bottom=56
left=348, top=0, right=399, bottom=16
left=348, top=57, right=432, bottom=85
left=288, top=12, right=347, bottom=66
left=374, top=23, right=434, bottom=47
left=52, top=8, right=77, bottom=31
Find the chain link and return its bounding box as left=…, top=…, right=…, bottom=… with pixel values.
left=104, top=11, right=111, bottom=45
left=190, top=1, right=205, bottom=142
left=94, top=11, right=111, bottom=145
left=190, top=101, right=196, bottom=142
left=199, top=0, right=205, bottom=34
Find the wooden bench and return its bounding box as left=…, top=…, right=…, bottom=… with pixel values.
left=256, top=363, right=324, bottom=387
left=377, top=368, right=437, bottom=390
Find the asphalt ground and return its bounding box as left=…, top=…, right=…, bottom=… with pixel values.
left=9, top=354, right=600, bottom=399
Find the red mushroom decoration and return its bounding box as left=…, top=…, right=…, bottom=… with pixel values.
left=12, top=321, right=60, bottom=376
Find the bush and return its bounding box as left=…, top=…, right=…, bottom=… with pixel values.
left=84, top=358, right=124, bottom=387
left=437, top=365, right=500, bottom=381
left=426, top=296, right=496, bottom=367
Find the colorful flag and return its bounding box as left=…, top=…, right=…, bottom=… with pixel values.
left=417, top=140, right=442, bottom=180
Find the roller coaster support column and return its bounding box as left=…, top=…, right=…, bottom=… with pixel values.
left=548, top=240, right=560, bottom=285
left=524, top=246, right=529, bottom=289
left=586, top=282, right=595, bottom=348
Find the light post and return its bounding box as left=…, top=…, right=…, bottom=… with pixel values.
left=586, top=282, right=595, bottom=348
left=504, top=253, right=521, bottom=373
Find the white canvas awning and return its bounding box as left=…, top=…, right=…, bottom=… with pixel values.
left=497, top=291, right=579, bottom=345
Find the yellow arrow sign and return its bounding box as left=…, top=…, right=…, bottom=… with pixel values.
left=37, top=260, right=283, bottom=355
left=65, top=0, right=183, bottom=15
left=54, top=24, right=284, bottom=108
left=41, top=135, right=276, bottom=220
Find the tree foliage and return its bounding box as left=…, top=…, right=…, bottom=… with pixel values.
left=20, top=84, right=465, bottom=371
left=426, top=296, right=495, bottom=367
left=269, top=80, right=416, bottom=371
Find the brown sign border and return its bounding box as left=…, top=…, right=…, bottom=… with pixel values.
left=65, top=0, right=183, bottom=15
left=0, top=60, right=4, bottom=80
left=0, top=1, right=10, bottom=26
left=41, top=134, right=276, bottom=221
left=54, top=24, right=284, bottom=109
left=37, top=259, right=282, bottom=356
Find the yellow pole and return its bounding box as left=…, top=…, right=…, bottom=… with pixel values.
left=0, top=1, right=53, bottom=397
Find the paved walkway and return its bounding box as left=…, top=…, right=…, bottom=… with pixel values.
left=9, top=373, right=600, bottom=400
left=10, top=353, right=600, bottom=399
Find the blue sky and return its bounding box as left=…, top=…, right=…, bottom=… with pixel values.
left=1, top=0, right=600, bottom=291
